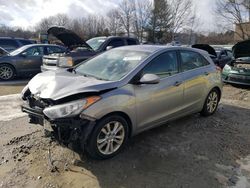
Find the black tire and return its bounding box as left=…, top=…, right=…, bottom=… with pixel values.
left=0, top=64, right=15, bottom=80
left=200, top=88, right=220, bottom=116
left=85, top=115, right=129, bottom=160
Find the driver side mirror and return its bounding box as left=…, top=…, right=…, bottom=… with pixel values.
left=139, top=74, right=160, bottom=84
left=106, top=46, right=113, bottom=51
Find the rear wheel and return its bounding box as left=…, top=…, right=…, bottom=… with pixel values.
left=0, top=64, right=15, bottom=80
left=201, top=88, right=220, bottom=116
left=85, top=115, right=129, bottom=159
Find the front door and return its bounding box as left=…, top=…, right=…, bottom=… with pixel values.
left=133, top=51, right=184, bottom=130
left=20, top=46, right=44, bottom=73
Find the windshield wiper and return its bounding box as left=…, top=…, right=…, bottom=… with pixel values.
left=78, top=72, right=108, bottom=81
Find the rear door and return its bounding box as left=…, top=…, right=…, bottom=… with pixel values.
left=19, top=46, right=44, bottom=73
left=179, top=50, right=211, bottom=113
left=134, top=50, right=184, bottom=130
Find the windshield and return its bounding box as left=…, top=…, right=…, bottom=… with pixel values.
left=75, top=49, right=150, bottom=81
left=86, top=37, right=107, bottom=51
left=9, top=46, right=27, bottom=56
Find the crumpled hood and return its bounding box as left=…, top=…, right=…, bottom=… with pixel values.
left=192, top=44, right=217, bottom=57
left=28, top=69, right=119, bottom=101
left=47, top=26, right=93, bottom=50
left=233, top=40, right=250, bottom=59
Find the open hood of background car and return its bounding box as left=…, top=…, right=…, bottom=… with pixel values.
left=232, top=40, right=250, bottom=59
left=192, top=44, right=217, bottom=57
left=28, top=69, right=120, bottom=101
left=47, top=26, right=93, bottom=50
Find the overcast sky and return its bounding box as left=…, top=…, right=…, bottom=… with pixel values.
left=0, top=0, right=217, bottom=31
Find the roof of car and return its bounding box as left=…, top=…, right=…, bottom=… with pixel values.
left=115, top=45, right=207, bottom=54
left=20, top=44, right=64, bottom=48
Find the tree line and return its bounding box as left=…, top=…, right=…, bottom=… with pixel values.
left=0, top=0, right=245, bottom=44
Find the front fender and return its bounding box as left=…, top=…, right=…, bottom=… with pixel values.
left=81, top=85, right=137, bottom=134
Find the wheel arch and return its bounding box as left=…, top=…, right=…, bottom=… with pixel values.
left=211, top=86, right=222, bottom=100
left=0, top=63, right=17, bottom=75
left=98, top=111, right=133, bottom=138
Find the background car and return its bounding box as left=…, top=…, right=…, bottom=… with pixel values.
left=0, top=37, right=36, bottom=52
left=0, top=44, right=66, bottom=80
left=222, top=40, right=250, bottom=86
left=192, top=44, right=233, bottom=68
left=22, top=45, right=223, bottom=159
left=41, top=26, right=139, bottom=72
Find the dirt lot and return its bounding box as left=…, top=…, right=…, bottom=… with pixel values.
left=0, top=84, right=249, bottom=188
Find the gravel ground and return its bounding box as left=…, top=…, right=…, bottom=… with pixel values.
left=0, top=84, right=249, bottom=188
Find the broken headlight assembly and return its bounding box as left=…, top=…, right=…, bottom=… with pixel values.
left=43, top=96, right=101, bottom=119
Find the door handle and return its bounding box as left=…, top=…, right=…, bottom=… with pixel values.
left=174, top=81, right=182, bottom=86
left=204, top=72, right=210, bottom=76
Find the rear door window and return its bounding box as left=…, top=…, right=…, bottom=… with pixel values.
left=143, top=51, right=179, bottom=78
left=180, top=51, right=210, bottom=72
left=127, top=39, right=137, bottom=45
left=24, top=46, right=44, bottom=56
left=108, top=39, right=125, bottom=48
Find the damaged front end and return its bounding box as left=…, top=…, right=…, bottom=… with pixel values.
left=222, top=59, right=250, bottom=86
left=222, top=40, right=250, bottom=86
left=21, top=87, right=98, bottom=146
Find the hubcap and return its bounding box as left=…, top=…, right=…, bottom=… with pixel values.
left=97, top=121, right=125, bottom=155
left=0, top=66, right=13, bottom=80
left=207, top=91, right=218, bottom=113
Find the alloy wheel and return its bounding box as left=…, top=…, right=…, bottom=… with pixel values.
left=97, top=121, right=125, bottom=155
left=0, top=66, right=13, bottom=80
left=206, top=91, right=218, bottom=113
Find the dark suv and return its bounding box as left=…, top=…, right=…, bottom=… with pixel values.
left=0, top=37, right=36, bottom=52
left=41, top=26, right=139, bottom=72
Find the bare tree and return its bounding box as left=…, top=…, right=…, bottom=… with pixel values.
left=118, top=0, right=135, bottom=37
left=215, top=0, right=250, bottom=40
left=36, top=14, right=70, bottom=32
left=169, top=0, right=194, bottom=40
left=132, top=0, right=152, bottom=42
left=52, top=14, right=70, bottom=27
left=107, top=9, right=121, bottom=35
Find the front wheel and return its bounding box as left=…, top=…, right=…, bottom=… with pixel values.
left=85, top=115, right=129, bottom=160
left=201, top=88, right=220, bottom=116
left=0, top=64, right=15, bottom=80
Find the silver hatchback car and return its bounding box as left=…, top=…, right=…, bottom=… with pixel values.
left=21, top=45, right=223, bottom=159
